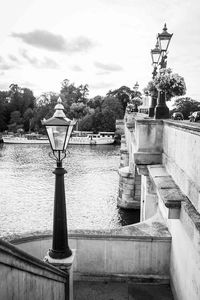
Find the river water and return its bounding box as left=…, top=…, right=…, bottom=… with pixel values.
left=0, top=143, right=140, bottom=238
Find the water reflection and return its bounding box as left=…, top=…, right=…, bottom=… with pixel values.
left=0, top=143, right=139, bottom=237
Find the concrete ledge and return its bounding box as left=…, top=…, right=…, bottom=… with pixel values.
left=134, top=152, right=162, bottom=165
left=7, top=213, right=171, bottom=244
left=6, top=214, right=171, bottom=280
left=148, top=165, right=186, bottom=219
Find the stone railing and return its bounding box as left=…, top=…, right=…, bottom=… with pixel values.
left=123, top=114, right=200, bottom=300
left=9, top=221, right=171, bottom=282
left=0, top=238, right=68, bottom=299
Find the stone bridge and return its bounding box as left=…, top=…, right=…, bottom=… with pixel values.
left=117, top=112, right=200, bottom=300
left=1, top=113, right=200, bottom=299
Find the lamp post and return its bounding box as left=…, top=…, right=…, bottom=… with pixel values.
left=155, top=23, right=173, bottom=119
left=150, top=23, right=173, bottom=119
left=149, top=41, right=161, bottom=117
left=133, top=81, right=139, bottom=91
left=42, top=97, right=76, bottom=260
left=132, top=82, right=141, bottom=112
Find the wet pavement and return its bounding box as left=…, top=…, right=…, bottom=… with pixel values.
left=74, top=280, right=174, bottom=300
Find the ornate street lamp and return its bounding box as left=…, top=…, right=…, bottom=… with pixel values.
left=153, top=24, right=173, bottom=119
left=149, top=41, right=161, bottom=117
left=157, top=23, right=173, bottom=69
left=151, top=40, right=161, bottom=78
left=42, top=97, right=76, bottom=260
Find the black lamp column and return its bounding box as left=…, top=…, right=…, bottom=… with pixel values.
left=49, top=159, right=72, bottom=259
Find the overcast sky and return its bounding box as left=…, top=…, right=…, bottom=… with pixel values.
left=0, top=0, right=200, bottom=100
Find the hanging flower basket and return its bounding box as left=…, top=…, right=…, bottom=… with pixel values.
left=154, top=68, right=186, bottom=101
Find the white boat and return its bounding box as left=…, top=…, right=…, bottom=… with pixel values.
left=3, top=131, right=115, bottom=145
left=69, top=131, right=115, bottom=145
left=3, top=134, right=49, bottom=144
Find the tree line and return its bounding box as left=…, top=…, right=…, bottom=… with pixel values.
left=0, top=79, right=199, bottom=134
left=0, top=80, right=142, bottom=134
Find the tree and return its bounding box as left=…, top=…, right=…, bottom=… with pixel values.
left=107, top=85, right=142, bottom=113
left=0, top=91, right=8, bottom=131
left=107, top=86, right=132, bottom=113
left=34, top=92, right=58, bottom=132
left=102, top=96, right=124, bottom=119
left=172, top=97, right=200, bottom=119
left=23, top=108, right=34, bottom=132
left=60, top=79, right=89, bottom=117
left=9, top=110, right=21, bottom=125
left=87, top=95, right=104, bottom=111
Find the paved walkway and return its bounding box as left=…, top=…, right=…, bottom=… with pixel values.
left=74, top=280, right=174, bottom=300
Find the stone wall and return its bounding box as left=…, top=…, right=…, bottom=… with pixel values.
left=11, top=220, right=171, bottom=282
left=0, top=238, right=67, bottom=300
left=163, top=121, right=200, bottom=213
left=130, top=116, right=200, bottom=300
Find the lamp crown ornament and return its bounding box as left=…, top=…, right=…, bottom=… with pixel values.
left=53, top=97, right=66, bottom=118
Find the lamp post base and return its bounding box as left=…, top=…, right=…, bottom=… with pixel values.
left=44, top=249, right=76, bottom=300
left=154, top=106, right=169, bottom=119
left=48, top=247, right=72, bottom=259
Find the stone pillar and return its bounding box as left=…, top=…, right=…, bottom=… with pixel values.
left=117, top=165, right=141, bottom=209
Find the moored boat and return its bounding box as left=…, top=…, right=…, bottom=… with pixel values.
left=3, top=133, right=49, bottom=144
left=69, top=131, right=115, bottom=145
left=3, top=131, right=115, bottom=145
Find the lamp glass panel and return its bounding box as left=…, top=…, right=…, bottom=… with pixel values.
left=46, top=126, right=55, bottom=150
left=46, top=125, right=68, bottom=151
left=152, top=52, right=160, bottom=64
left=64, top=125, right=73, bottom=150
left=159, top=39, right=169, bottom=51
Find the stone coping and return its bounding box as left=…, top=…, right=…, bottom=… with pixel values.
left=135, top=118, right=163, bottom=125
left=4, top=214, right=171, bottom=245
left=181, top=196, right=200, bottom=242
left=148, top=165, right=186, bottom=211
left=0, top=238, right=68, bottom=280
left=164, top=120, right=200, bottom=135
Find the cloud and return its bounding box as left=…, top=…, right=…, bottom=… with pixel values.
left=20, top=50, right=59, bottom=69
left=11, top=30, right=95, bottom=53
left=94, top=61, right=123, bottom=71
left=90, top=81, right=112, bottom=89
left=8, top=55, right=19, bottom=62
left=96, top=71, right=110, bottom=75
left=0, top=57, right=13, bottom=70
left=70, top=65, right=83, bottom=72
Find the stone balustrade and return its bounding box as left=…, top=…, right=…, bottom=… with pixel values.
left=122, top=113, right=200, bottom=300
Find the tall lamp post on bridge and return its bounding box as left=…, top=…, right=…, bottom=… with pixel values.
left=149, top=23, right=173, bottom=119
left=149, top=41, right=160, bottom=117
left=42, top=97, right=76, bottom=262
